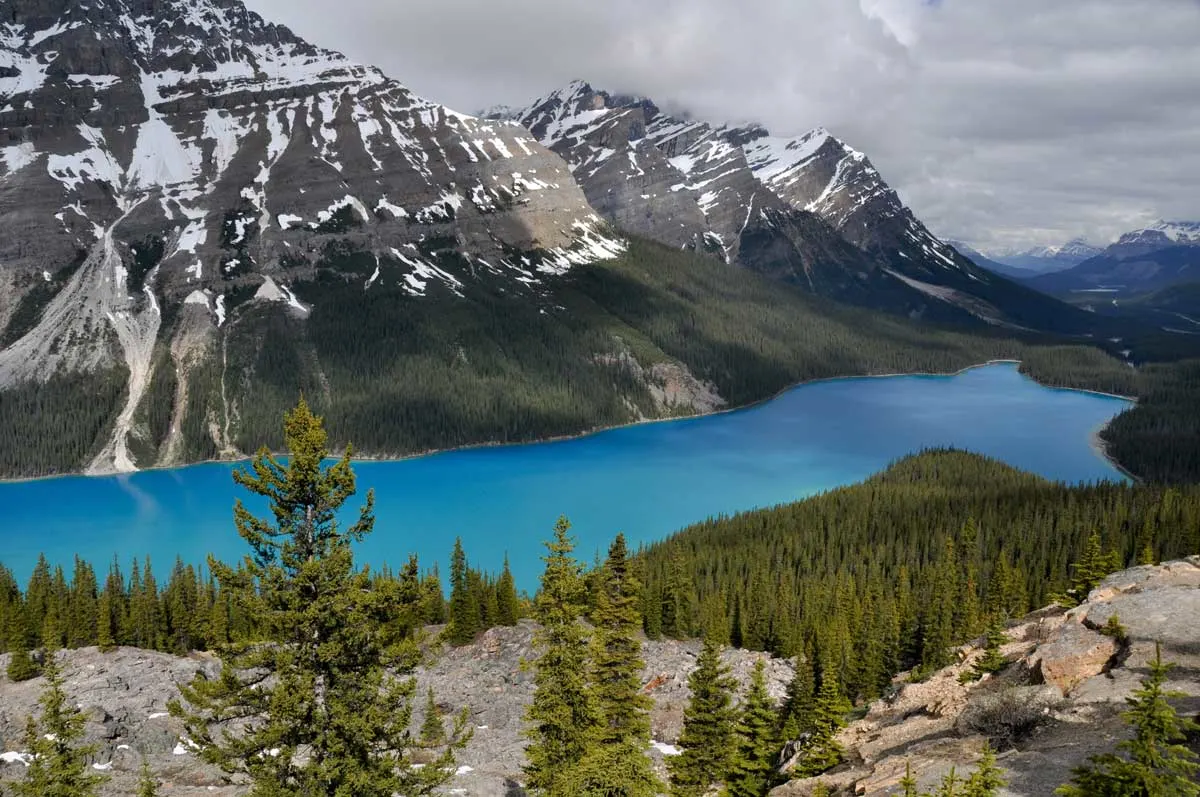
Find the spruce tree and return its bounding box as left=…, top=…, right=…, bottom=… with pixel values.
left=68, top=556, right=98, bottom=649
left=420, top=686, right=446, bottom=748
left=792, top=658, right=849, bottom=778
left=899, top=762, right=921, bottom=797
left=1058, top=531, right=1121, bottom=608
left=668, top=635, right=737, bottom=796
left=447, top=537, right=480, bottom=645
left=496, top=554, right=520, bottom=626
left=13, top=653, right=107, bottom=797
left=96, top=582, right=115, bottom=653
left=726, top=659, right=780, bottom=797
left=523, top=516, right=598, bottom=795
left=136, top=759, right=159, bottom=797
left=962, top=616, right=1009, bottom=683
left=568, top=534, right=661, bottom=797
left=5, top=599, right=38, bottom=682
left=1056, top=643, right=1199, bottom=796
left=964, top=744, right=1005, bottom=797
left=171, top=398, right=465, bottom=796
left=778, top=650, right=816, bottom=741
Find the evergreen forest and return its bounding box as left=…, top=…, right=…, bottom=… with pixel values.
left=4, top=236, right=1200, bottom=484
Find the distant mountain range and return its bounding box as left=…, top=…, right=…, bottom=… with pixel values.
left=1022, top=222, right=1200, bottom=297
left=983, top=239, right=1104, bottom=273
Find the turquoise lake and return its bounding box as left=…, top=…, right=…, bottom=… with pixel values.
left=0, top=363, right=1132, bottom=592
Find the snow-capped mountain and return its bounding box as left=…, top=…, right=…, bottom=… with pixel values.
left=1113, top=221, right=1200, bottom=250
left=984, top=239, right=1102, bottom=273
left=0, top=0, right=621, bottom=472
left=512, top=81, right=1096, bottom=332
left=1027, top=222, right=1200, bottom=297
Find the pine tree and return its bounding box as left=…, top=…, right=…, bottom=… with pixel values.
left=1056, top=643, right=1200, bottom=796
left=68, top=556, right=98, bottom=649
left=778, top=650, right=816, bottom=741
left=5, top=599, right=38, bottom=682
left=932, top=767, right=963, bottom=797
left=668, top=635, right=737, bottom=796
left=496, top=554, right=520, bottom=626
left=13, top=653, right=107, bottom=796
left=962, top=616, right=1009, bottom=683
left=420, top=567, right=446, bottom=625
left=964, top=744, right=1005, bottom=797
left=96, top=580, right=115, bottom=652
left=170, top=398, right=465, bottom=796
left=1058, top=531, right=1121, bottom=608
left=523, top=516, right=598, bottom=795
left=726, top=659, right=780, bottom=797
left=792, top=657, right=849, bottom=778
left=661, top=551, right=691, bottom=639
left=899, top=762, right=921, bottom=797
left=420, top=686, right=446, bottom=748
left=568, top=534, right=661, bottom=797
left=136, top=759, right=159, bottom=797
left=447, top=537, right=480, bottom=645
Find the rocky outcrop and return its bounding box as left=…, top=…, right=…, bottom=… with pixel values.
left=0, top=624, right=789, bottom=796
left=773, top=556, right=1200, bottom=796
left=1027, top=620, right=1120, bottom=693
left=3, top=560, right=1196, bottom=796
left=0, top=647, right=227, bottom=795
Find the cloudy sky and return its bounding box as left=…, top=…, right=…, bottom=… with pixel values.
left=245, top=0, right=1200, bottom=252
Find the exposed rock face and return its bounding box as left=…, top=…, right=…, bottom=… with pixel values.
left=0, top=623, right=789, bottom=796
left=414, top=622, right=791, bottom=796
left=0, top=647, right=227, bottom=795
left=1027, top=620, right=1120, bottom=694
left=773, top=556, right=1200, bottom=796
left=0, top=0, right=624, bottom=472
left=3, top=562, right=1195, bottom=796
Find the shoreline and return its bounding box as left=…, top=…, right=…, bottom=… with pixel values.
left=1, top=359, right=1138, bottom=485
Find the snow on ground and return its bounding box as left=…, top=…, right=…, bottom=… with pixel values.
left=651, top=741, right=681, bottom=756
left=0, top=751, right=31, bottom=767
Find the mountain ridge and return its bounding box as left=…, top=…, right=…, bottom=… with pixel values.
left=508, top=80, right=1108, bottom=335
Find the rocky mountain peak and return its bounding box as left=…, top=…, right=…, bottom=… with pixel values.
left=0, top=0, right=622, bottom=474
left=511, top=80, right=1116, bottom=333
left=1118, top=220, right=1200, bottom=248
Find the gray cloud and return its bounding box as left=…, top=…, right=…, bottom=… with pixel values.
left=244, top=0, right=1200, bottom=250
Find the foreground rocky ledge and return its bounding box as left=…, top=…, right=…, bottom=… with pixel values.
left=2, top=557, right=1198, bottom=795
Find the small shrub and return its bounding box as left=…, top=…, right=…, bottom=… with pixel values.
left=961, top=687, right=1061, bottom=747
left=1098, top=614, right=1129, bottom=646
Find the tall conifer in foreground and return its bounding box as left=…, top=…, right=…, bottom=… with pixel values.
left=778, top=649, right=816, bottom=741
left=726, top=659, right=781, bottom=797
left=523, top=516, right=597, bottom=795
left=13, top=653, right=107, bottom=797
left=171, top=398, right=465, bottom=797
left=1056, top=643, right=1199, bottom=796
left=668, top=635, right=737, bottom=796
left=447, top=537, right=480, bottom=644
left=496, top=554, right=520, bottom=626
left=792, top=656, right=850, bottom=778
left=5, top=598, right=38, bottom=681
left=566, top=533, right=662, bottom=796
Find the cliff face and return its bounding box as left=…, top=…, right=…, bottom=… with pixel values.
left=0, top=0, right=623, bottom=475
left=2, top=558, right=1198, bottom=796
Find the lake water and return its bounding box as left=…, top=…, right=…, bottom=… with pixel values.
left=0, top=363, right=1132, bottom=592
